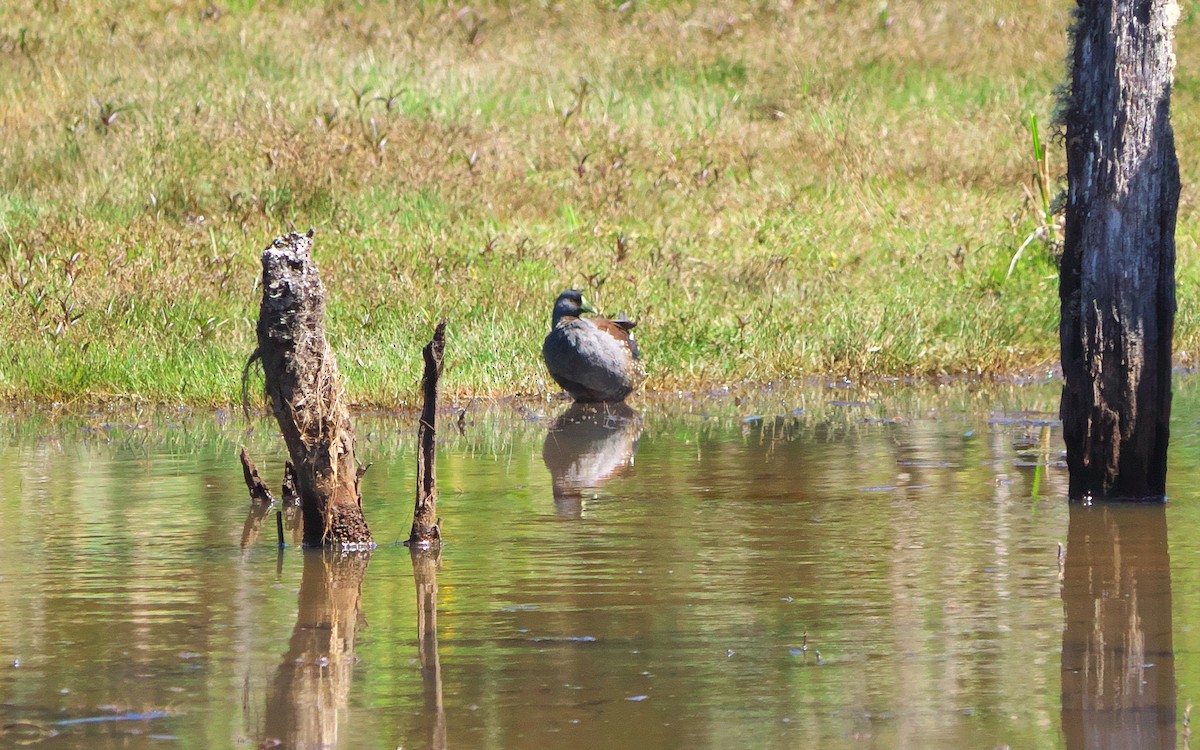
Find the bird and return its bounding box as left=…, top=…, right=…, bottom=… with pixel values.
left=542, top=289, right=644, bottom=403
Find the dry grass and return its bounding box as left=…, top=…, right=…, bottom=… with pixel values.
left=0, top=0, right=1196, bottom=406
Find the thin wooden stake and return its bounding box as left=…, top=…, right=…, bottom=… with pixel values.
left=408, top=321, right=447, bottom=547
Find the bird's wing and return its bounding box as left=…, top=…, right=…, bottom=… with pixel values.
left=594, top=317, right=640, bottom=360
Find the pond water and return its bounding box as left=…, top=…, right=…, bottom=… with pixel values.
left=2, top=377, right=1200, bottom=749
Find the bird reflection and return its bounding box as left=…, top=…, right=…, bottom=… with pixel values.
left=1061, top=504, right=1175, bottom=750
left=542, top=402, right=641, bottom=517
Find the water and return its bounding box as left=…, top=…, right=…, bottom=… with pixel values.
left=1, top=378, right=1199, bottom=748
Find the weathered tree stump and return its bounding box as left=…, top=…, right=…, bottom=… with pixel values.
left=408, top=321, right=446, bottom=547
left=254, top=230, right=372, bottom=547
left=1059, top=0, right=1180, bottom=500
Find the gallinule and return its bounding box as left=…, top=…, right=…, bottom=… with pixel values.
left=542, top=290, right=643, bottom=403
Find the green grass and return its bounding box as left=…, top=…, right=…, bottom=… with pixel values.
left=0, top=0, right=1195, bottom=407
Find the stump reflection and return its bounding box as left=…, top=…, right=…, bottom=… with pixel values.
left=411, top=547, right=447, bottom=750
left=1061, top=504, right=1176, bottom=750
left=262, top=550, right=369, bottom=749
left=542, top=403, right=641, bottom=517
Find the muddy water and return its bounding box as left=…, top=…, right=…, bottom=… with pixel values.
left=1, top=379, right=1199, bottom=749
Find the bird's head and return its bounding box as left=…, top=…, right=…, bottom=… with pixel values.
left=551, top=289, right=597, bottom=325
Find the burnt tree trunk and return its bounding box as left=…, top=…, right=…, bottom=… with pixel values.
left=1059, top=0, right=1180, bottom=500
left=256, top=230, right=372, bottom=547
left=408, top=321, right=446, bottom=547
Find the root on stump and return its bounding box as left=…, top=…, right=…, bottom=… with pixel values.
left=240, top=448, right=276, bottom=505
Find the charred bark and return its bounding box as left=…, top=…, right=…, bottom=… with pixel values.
left=255, top=230, right=372, bottom=547
left=408, top=321, right=446, bottom=547
left=1059, top=0, right=1180, bottom=500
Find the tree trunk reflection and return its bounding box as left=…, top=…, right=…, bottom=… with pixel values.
left=1061, top=504, right=1175, bottom=749
left=262, top=550, right=369, bottom=749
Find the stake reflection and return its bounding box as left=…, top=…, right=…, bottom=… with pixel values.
left=411, top=547, right=447, bottom=750
left=1061, top=504, right=1176, bottom=750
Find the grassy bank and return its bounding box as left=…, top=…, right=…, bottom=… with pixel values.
left=0, top=1, right=1196, bottom=407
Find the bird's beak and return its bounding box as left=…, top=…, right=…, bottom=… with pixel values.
left=581, top=299, right=598, bottom=315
